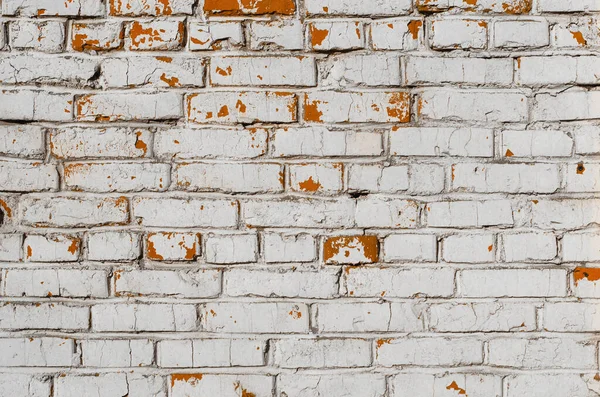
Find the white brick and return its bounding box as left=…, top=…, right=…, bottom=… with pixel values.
left=0, top=161, right=57, bottom=192
left=565, top=162, right=600, bottom=193
left=174, top=162, right=282, bottom=193
left=211, top=56, right=316, bottom=86
left=502, top=232, right=557, bottom=262
left=188, top=22, right=244, bottom=50
left=22, top=196, right=129, bottom=228
left=109, top=0, right=194, bottom=15
left=345, top=267, right=454, bottom=297
left=3, top=0, right=104, bottom=15
left=0, top=90, right=72, bottom=121
left=87, top=231, right=140, bottom=261
left=443, top=234, right=495, bottom=263
left=23, top=234, right=79, bottom=262
left=0, top=233, right=22, bottom=261
left=488, top=337, right=596, bottom=369
left=430, top=19, right=488, bottom=50
left=81, top=339, right=153, bottom=367
left=158, top=339, right=265, bottom=367
left=383, top=234, right=437, bottom=262
left=319, top=54, right=401, bottom=87
left=271, top=127, right=382, bottom=157
left=4, top=269, right=107, bottom=297
left=274, top=338, right=371, bottom=368
left=306, top=0, right=412, bottom=15
left=126, top=20, right=184, bottom=51
left=115, top=269, right=221, bottom=298
left=539, top=0, right=600, bottom=12
left=202, top=303, right=309, bottom=333
left=533, top=90, right=600, bottom=121
left=55, top=374, right=165, bottom=397
left=518, top=56, right=600, bottom=85
left=0, top=374, right=50, bottom=397
left=460, top=269, right=567, bottom=297
left=391, top=127, right=493, bottom=157
left=416, top=0, right=532, bottom=13
left=243, top=198, right=355, bottom=228
left=551, top=19, right=594, bottom=48
left=429, top=302, right=536, bottom=332
left=303, top=91, right=410, bottom=123
left=77, top=92, right=182, bottom=121
left=452, top=163, right=560, bottom=193
left=0, top=54, right=97, bottom=86
left=249, top=20, right=303, bottom=50
left=348, top=164, right=409, bottom=193
left=146, top=232, right=200, bottom=261
left=505, top=374, right=596, bottom=397
left=502, top=129, right=573, bottom=157
left=426, top=200, right=514, bottom=228
left=224, top=268, right=339, bottom=298
left=91, top=304, right=197, bottom=332
left=289, top=163, right=343, bottom=194
left=50, top=127, right=152, bottom=159
left=194, top=339, right=264, bottom=367
left=157, top=339, right=193, bottom=367
left=531, top=199, right=600, bottom=230
left=563, top=232, right=600, bottom=261
left=9, top=21, right=65, bottom=53
left=64, top=162, right=170, bottom=192
left=263, top=233, right=316, bottom=263
left=543, top=302, right=600, bottom=332
left=409, top=164, right=445, bottom=194
left=132, top=197, right=238, bottom=227
left=419, top=90, right=527, bottom=122
left=517, top=56, right=574, bottom=85
left=155, top=128, right=267, bottom=160
left=278, top=374, right=387, bottom=397
left=170, top=374, right=272, bottom=397
left=376, top=338, right=483, bottom=366
left=0, top=303, right=89, bottom=330
left=371, top=18, right=424, bottom=50
left=205, top=234, right=258, bottom=264
left=0, top=338, right=75, bottom=367
left=187, top=92, right=297, bottom=124
left=406, top=57, right=512, bottom=85
left=0, top=125, right=45, bottom=158
left=493, top=20, right=549, bottom=48
left=309, top=21, right=365, bottom=51
left=391, top=373, right=501, bottom=397
left=356, top=197, right=418, bottom=228
left=71, top=21, right=123, bottom=52
left=101, top=56, right=205, bottom=88
left=574, top=126, right=600, bottom=155
left=315, top=302, right=426, bottom=332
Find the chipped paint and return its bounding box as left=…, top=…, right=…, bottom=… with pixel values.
left=574, top=267, right=600, bottom=285
left=323, top=236, right=379, bottom=264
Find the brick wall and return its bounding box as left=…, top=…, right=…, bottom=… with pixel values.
left=0, top=0, right=599, bottom=395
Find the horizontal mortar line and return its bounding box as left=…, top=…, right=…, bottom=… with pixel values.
left=0, top=296, right=597, bottom=304
left=0, top=331, right=598, bottom=339
left=0, top=262, right=590, bottom=269
left=0, top=366, right=596, bottom=375
left=12, top=189, right=600, bottom=198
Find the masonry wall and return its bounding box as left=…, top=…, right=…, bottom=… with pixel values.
left=0, top=0, right=599, bottom=396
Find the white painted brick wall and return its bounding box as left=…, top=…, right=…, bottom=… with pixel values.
left=0, top=0, right=596, bottom=394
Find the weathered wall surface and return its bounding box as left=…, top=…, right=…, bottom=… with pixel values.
left=0, top=0, right=599, bottom=395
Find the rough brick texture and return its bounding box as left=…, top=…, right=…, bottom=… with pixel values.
left=0, top=0, right=597, bottom=396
